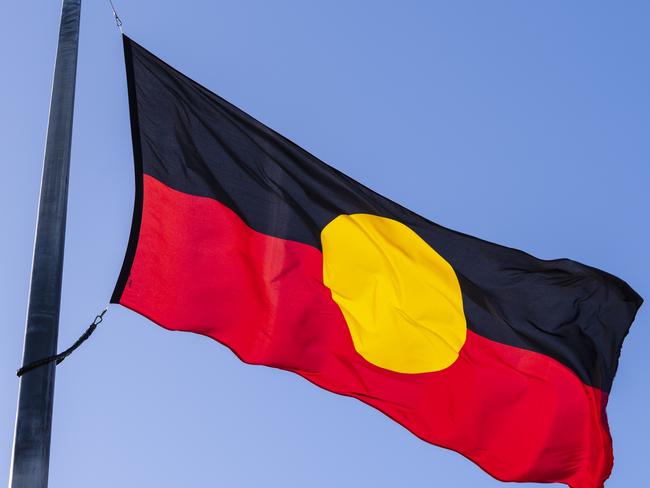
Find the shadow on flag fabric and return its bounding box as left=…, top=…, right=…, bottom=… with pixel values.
left=112, top=35, right=642, bottom=488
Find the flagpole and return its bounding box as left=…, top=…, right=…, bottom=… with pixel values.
left=9, top=1, right=81, bottom=487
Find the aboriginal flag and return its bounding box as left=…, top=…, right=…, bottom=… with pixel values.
left=112, top=36, right=642, bottom=488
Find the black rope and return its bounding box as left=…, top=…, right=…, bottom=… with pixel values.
left=16, top=308, right=108, bottom=377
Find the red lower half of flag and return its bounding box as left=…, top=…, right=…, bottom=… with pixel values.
left=116, top=175, right=611, bottom=487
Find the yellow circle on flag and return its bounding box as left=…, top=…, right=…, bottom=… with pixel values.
left=321, top=214, right=467, bottom=374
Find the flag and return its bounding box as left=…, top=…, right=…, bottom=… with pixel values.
left=112, top=36, right=642, bottom=488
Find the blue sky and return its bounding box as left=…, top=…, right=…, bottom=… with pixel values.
left=1, top=1, right=648, bottom=486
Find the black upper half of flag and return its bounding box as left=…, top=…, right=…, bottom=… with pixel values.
left=118, top=35, right=642, bottom=392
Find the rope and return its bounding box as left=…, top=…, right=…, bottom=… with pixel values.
left=16, top=308, right=108, bottom=377
left=107, top=0, right=124, bottom=33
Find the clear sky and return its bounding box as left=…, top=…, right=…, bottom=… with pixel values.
left=1, top=1, right=648, bottom=487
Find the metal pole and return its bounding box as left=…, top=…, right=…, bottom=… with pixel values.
left=9, top=1, right=81, bottom=487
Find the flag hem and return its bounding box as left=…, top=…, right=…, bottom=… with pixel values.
left=111, top=35, right=144, bottom=304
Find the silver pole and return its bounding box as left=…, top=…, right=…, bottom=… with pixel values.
left=9, top=1, right=81, bottom=486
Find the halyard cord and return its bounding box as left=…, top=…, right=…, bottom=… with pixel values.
left=16, top=308, right=108, bottom=377
left=107, top=0, right=124, bottom=33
